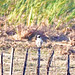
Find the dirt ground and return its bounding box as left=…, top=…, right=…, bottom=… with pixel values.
left=0, top=24, right=75, bottom=75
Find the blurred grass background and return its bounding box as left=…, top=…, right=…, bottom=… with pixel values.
left=0, top=0, right=75, bottom=27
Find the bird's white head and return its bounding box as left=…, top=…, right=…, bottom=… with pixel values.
left=37, top=35, right=41, bottom=38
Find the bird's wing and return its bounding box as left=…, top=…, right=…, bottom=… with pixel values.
left=41, top=38, right=43, bottom=44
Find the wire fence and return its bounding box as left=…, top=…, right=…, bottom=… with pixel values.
left=0, top=47, right=75, bottom=75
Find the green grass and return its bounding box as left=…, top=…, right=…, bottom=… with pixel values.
left=0, top=0, right=75, bottom=26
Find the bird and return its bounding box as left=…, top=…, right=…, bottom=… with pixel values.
left=36, top=35, right=43, bottom=48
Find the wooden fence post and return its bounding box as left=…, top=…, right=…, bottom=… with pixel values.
left=37, top=47, right=41, bottom=75
left=47, top=50, right=54, bottom=75
left=67, top=54, right=70, bottom=75
left=23, top=49, right=28, bottom=75
left=1, top=52, right=3, bottom=75
left=9, top=48, right=15, bottom=75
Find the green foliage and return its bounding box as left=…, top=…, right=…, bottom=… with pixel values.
left=0, top=0, right=75, bottom=26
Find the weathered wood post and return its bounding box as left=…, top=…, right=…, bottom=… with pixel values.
left=47, top=50, right=54, bottom=75
left=37, top=47, right=41, bottom=75
left=23, top=48, right=28, bottom=75
left=9, top=48, right=15, bottom=75
left=67, top=54, right=70, bottom=75
left=1, top=52, right=3, bottom=75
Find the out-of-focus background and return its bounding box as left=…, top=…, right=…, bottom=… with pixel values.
left=0, top=0, right=75, bottom=75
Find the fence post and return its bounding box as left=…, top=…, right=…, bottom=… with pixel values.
left=37, top=47, right=41, bottom=75
left=1, top=52, right=3, bottom=75
left=23, top=48, right=28, bottom=75
left=67, top=54, right=70, bottom=75
left=9, top=48, right=15, bottom=75
left=47, top=50, right=54, bottom=75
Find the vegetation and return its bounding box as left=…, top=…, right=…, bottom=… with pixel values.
left=0, top=0, right=75, bottom=26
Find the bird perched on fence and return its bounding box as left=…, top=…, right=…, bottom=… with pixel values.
left=36, top=35, right=43, bottom=48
